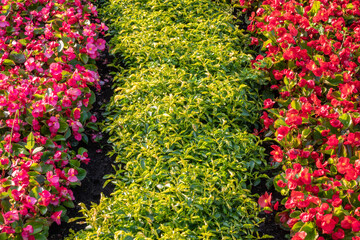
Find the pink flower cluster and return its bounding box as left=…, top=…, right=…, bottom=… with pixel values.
left=242, top=0, right=360, bottom=239
left=0, top=0, right=106, bottom=238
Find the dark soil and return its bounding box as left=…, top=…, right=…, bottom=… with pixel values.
left=252, top=170, right=289, bottom=240
left=249, top=135, right=290, bottom=239
left=48, top=49, right=116, bottom=240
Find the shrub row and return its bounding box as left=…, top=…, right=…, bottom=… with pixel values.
left=0, top=0, right=105, bottom=239
left=242, top=0, right=360, bottom=239
left=68, top=0, right=271, bottom=239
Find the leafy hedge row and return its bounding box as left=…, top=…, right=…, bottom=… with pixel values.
left=0, top=0, right=105, bottom=239
left=69, top=0, right=271, bottom=239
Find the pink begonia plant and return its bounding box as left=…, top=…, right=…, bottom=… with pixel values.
left=0, top=0, right=107, bottom=238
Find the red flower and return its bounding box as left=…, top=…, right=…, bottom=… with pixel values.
left=277, top=126, right=290, bottom=141
left=258, top=192, right=272, bottom=209
left=326, top=135, right=339, bottom=150
left=250, top=37, right=259, bottom=46
left=261, top=112, right=274, bottom=130
left=320, top=214, right=337, bottom=234
left=264, top=98, right=275, bottom=109
left=341, top=216, right=356, bottom=229
left=299, top=168, right=311, bottom=185
left=332, top=228, right=345, bottom=240
left=270, top=145, right=283, bottom=162
left=330, top=119, right=343, bottom=129
left=344, top=133, right=360, bottom=147
left=339, top=83, right=357, bottom=99
left=300, top=212, right=311, bottom=223
left=292, top=231, right=306, bottom=240
left=336, top=157, right=351, bottom=174
left=288, top=149, right=300, bottom=160
left=352, top=220, right=360, bottom=232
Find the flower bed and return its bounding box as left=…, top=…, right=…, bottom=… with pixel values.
left=0, top=0, right=105, bottom=238
left=67, top=0, right=272, bottom=239
left=242, top=0, right=360, bottom=239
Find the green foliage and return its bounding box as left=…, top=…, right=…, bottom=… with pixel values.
left=69, top=0, right=271, bottom=239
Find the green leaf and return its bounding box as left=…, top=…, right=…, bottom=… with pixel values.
left=64, top=128, right=71, bottom=139
left=58, top=120, right=69, bottom=133
left=82, top=133, right=88, bottom=144
left=76, top=168, right=87, bottom=181
left=89, top=91, right=96, bottom=105
left=32, top=233, right=47, bottom=240
left=80, top=54, right=89, bottom=64
left=70, top=160, right=81, bottom=168
left=2, top=59, right=15, bottom=66
left=39, top=206, right=47, bottom=215
left=52, top=135, right=66, bottom=141
left=326, top=75, right=343, bottom=86
left=291, top=221, right=305, bottom=233
left=63, top=200, right=75, bottom=208
left=33, top=147, right=44, bottom=154
left=303, top=222, right=318, bottom=240
left=289, top=211, right=301, bottom=218
left=291, top=100, right=301, bottom=110
left=301, top=128, right=311, bottom=139
left=274, top=118, right=287, bottom=128
left=78, top=148, right=88, bottom=155
left=26, top=222, right=43, bottom=234
left=309, top=1, right=321, bottom=17
left=340, top=113, right=352, bottom=128
left=25, top=132, right=35, bottom=150
left=9, top=52, right=26, bottom=64
left=0, top=233, right=7, bottom=240
left=262, top=39, right=272, bottom=51
left=86, top=122, right=98, bottom=131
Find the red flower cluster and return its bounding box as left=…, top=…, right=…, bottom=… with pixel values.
left=242, top=0, right=360, bottom=239
left=0, top=0, right=106, bottom=238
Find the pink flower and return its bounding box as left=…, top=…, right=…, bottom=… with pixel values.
left=67, top=168, right=78, bottom=182
left=44, top=49, right=54, bottom=58
left=320, top=214, right=336, bottom=234
left=0, top=157, right=9, bottom=165
left=74, top=132, right=82, bottom=141
left=51, top=211, right=62, bottom=225
left=73, top=108, right=81, bottom=120
left=0, top=15, right=10, bottom=28
left=39, top=190, right=52, bottom=206
left=49, top=62, right=63, bottom=76
left=67, top=88, right=82, bottom=101
left=47, top=116, right=60, bottom=133
left=90, top=115, right=97, bottom=123
left=25, top=57, right=36, bottom=72
left=86, top=43, right=97, bottom=55
left=330, top=119, right=343, bottom=128
left=3, top=210, right=19, bottom=224
left=99, top=22, right=109, bottom=31
left=95, top=38, right=106, bottom=51
left=32, top=101, right=46, bottom=118
left=46, top=171, right=60, bottom=187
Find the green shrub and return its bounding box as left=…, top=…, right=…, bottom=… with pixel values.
left=68, top=0, right=271, bottom=239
